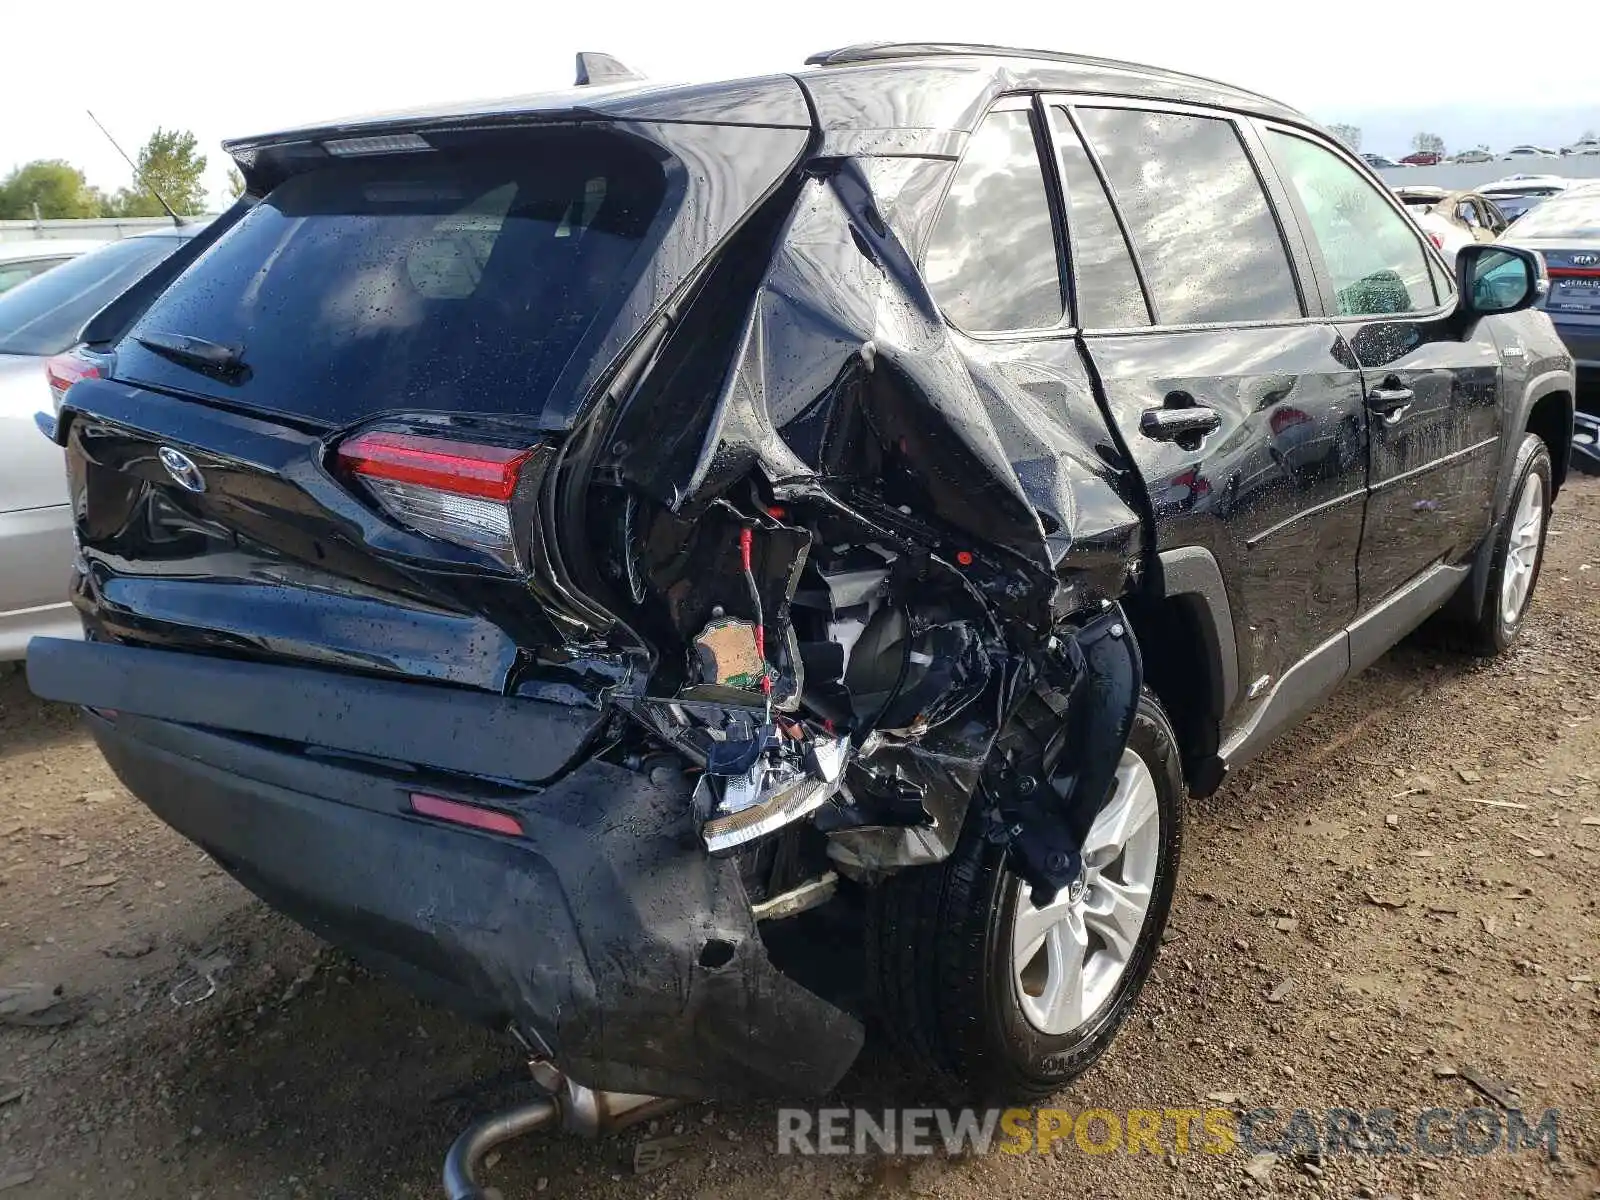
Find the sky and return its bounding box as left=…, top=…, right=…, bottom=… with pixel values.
left=4, top=0, right=1597, bottom=207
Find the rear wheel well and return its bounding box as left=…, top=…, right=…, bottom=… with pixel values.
left=1121, top=593, right=1222, bottom=795
left=1526, top=391, right=1573, bottom=496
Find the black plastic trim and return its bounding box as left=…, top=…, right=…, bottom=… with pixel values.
left=1155, top=546, right=1239, bottom=713
left=26, top=639, right=600, bottom=784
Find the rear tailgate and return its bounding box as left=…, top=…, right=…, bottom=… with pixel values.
left=53, top=99, right=811, bottom=725
left=1541, top=248, right=1600, bottom=316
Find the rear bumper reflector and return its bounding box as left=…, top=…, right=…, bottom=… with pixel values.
left=410, top=792, right=524, bottom=837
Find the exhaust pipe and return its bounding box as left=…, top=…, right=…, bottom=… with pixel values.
left=443, top=1097, right=559, bottom=1200
left=442, top=1064, right=682, bottom=1198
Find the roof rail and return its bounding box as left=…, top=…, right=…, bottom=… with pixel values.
left=575, top=52, right=644, bottom=86
left=803, top=42, right=1284, bottom=108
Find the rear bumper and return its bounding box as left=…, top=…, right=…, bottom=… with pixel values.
left=29, top=641, right=863, bottom=1100
left=1549, top=316, right=1600, bottom=371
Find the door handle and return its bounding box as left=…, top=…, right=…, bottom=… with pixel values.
left=1140, top=406, right=1221, bottom=442
left=1366, top=381, right=1414, bottom=420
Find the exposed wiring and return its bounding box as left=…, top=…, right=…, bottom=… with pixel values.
left=738, top=527, right=772, bottom=719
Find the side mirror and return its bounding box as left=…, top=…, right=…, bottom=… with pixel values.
left=1456, top=244, right=1546, bottom=316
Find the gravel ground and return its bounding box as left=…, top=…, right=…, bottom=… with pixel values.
left=1, top=477, right=1597, bottom=1200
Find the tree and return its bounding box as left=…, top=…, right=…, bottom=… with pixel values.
left=1328, top=123, right=1362, bottom=151
left=1411, top=131, right=1446, bottom=157
left=225, top=166, right=245, bottom=198
left=109, top=128, right=207, bottom=217
left=0, top=159, right=106, bottom=220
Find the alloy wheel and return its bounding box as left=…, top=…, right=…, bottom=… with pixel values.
left=1011, top=748, right=1160, bottom=1036
left=1500, top=472, right=1545, bottom=627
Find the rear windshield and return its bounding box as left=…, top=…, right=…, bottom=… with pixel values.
left=1507, top=194, right=1600, bottom=238
left=116, top=131, right=667, bottom=426
left=0, top=236, right=186, bottom=356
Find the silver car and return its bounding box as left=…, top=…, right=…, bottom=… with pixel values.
left=0, top=229, right=200, bottom=658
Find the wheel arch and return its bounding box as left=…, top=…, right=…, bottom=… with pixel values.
left=1523, top=384, right=1574, bottom=497
left=1458, top=375, right=1573, bottom=626
left=1122, top=547, right=1239, bottom=797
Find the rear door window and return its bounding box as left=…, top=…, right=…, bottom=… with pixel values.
left=1266, top=131, right=1437, bottom=315
left=115, top=131, right=666, bottom=426
left=1049, top=108, right=1151, bottom=329
left=1074, top=107, right=1302, bottom=325
left=924, top=107, right=1065, bottom=332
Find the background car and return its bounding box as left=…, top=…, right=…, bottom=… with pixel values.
left=1451, top=149, right=1494, bottom=164
left=1480, top=175, right=1571, bottom=222
left=1394, top=185, right=1510, bottom=266
left=1400, top=150, right=1441, bottom=166
left=0, top=226, right=202, bottom=658
left=0, top=240, right=104, bottom=295
left=1396, top=186, right=1509, bottom=238
left=1502, top=181, right=1600, bottom=391
left=1564, top=137, right=1600, bottom=157
left=1503, top=145, right=1558, bottom=159
left=1362, top=152, right=1400, bottom=169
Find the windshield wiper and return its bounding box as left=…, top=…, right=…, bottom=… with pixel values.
left=135, top=331, right=246, bottom=377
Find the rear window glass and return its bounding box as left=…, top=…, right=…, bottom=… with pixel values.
left=1507, top=194, right=1600, bottom=238
left=116, top=132, right=666, bottom=426
left=0, top=236, right=184, bottom=356
left=924, top=108, right=1065, bottom=332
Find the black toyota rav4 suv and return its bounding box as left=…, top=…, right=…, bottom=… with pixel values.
left=30, top=44, right=1576, bottom=1121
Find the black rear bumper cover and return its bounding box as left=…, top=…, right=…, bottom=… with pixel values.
left=30, top=640, right=862, bottom=1100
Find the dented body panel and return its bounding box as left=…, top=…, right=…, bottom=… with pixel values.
left=30, top=51, right=1346, bottom=1099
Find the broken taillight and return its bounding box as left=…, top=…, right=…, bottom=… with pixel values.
left=336, top=430, right=535, bottom=567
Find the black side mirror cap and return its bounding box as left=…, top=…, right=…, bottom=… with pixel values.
left=1455, top=243, right=1547, bottom=316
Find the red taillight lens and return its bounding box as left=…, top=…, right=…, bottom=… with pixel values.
left=44, top=353, right=102, bottom=414
left=337, top=431, right=537, bottom=567
left=1428, top=233, right=1444, bottom=249
left=336, top=431, right=530, bottom=501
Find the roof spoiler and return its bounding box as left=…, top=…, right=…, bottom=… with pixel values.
left=575, top=52, right=644, bottom=86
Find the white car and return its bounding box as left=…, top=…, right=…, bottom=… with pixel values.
left=1502, top=145, right=1558, bottom=159
left=0, top=240, right=105, bottom=296
left=1393, top=187, right=1474, bottom=268
left=1480, top=176, right=1572, bottom=223
left=0, top=228, right=202, bottom=658
left=1563, top=138, right=1600, bottom=157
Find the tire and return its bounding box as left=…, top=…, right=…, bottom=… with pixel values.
left=1459, top=433, right=1552, bottom=657
left=866, top=691, right=1183, bottom=1103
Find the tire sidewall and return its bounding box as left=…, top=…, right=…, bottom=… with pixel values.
left=978, top=693, right=1184, bottom=1090
left=1488, top=438, right=1552, bottom=650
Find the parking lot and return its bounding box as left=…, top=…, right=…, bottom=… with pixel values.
left=1, top=476, right=1597, bottom=1200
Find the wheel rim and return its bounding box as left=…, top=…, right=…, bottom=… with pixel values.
left=1500, top=472, right=1545, bottom=627
left=1011, top=748, right=1160, bottom=1037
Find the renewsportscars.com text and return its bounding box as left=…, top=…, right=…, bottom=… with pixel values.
left=776, top=1106, right=1559, bottom=1159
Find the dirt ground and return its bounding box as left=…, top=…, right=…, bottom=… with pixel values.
left=2, top=479, right=1598, bottom=1200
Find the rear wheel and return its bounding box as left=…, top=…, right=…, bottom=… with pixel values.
left=866, top=692, right=1183, bottom=1102
left=1460, top=434, right=1551, bottom=656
